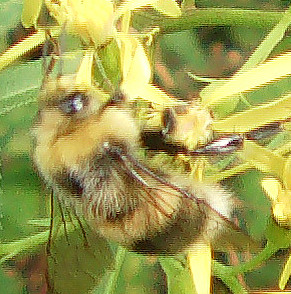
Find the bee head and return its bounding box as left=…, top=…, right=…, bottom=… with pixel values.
left=32, top=76, right=140, bottom=179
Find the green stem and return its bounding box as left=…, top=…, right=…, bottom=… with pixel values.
left=232, top=242, right=278, bottom=274
left=213, top=242, right=278, bottom=293
left=213, top=261, right=248, bottom=294
left=133, top=9, right=284, bottom=34
left=104, top=246, right=126, bottom=294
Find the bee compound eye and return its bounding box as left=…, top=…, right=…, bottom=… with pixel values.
left=59, top=93, right=88, bottom=114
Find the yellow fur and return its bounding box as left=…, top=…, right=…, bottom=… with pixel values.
left=34, top=82, right=139, bottom=175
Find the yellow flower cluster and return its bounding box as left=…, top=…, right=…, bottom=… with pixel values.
left=22, top=0, right=213, bottom=149
left=262, top=156, right=291, bottom=227
left=44, top=0, right=115, bottom=45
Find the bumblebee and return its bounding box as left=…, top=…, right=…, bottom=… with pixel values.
left=32, top=74, right=250, bottom=255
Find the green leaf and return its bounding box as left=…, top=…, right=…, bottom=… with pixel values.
left=265, top=220, right=291, bottom=249
left=48, top=223, right=114, bottom=294
left=159, top=256, right=196, bottom=294
left=239, top=6, right=291, bottom=72
left=0, top=59, right=42, bottom=113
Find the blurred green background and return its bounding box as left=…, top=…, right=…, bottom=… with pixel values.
left=0, top=0, right=291, bottom=293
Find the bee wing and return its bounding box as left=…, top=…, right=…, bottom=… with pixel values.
left=115, top=151, right=259, bottom=253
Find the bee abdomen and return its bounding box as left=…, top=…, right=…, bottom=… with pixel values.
left=130, top=200, right=206, bottom=255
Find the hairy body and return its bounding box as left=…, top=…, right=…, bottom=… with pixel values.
left=33, top=76, right=235, bottom=254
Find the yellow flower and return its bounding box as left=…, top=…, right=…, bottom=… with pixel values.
left=262, top=177, right=291, bottom=227
left=45, top=0, right=115, bottom=45
left=118, top=33, right=177, bottom=107
left=23, top=0, right=181, bottom=46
